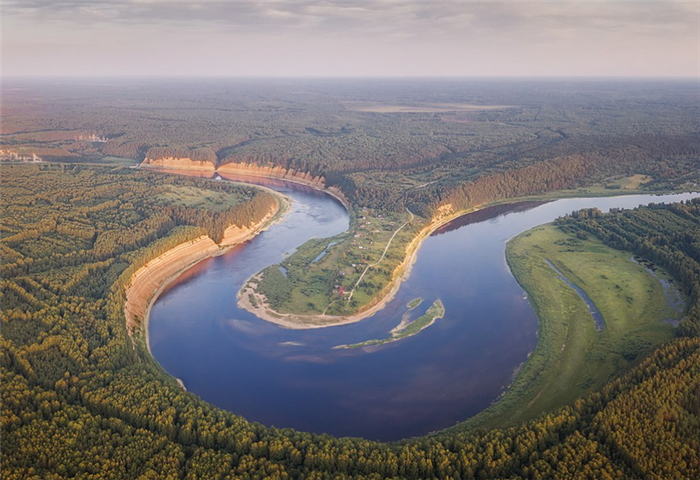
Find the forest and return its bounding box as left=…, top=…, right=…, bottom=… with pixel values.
left=2, top=161, right=699, bottom=478
left=2, top=79, right=699, bottom=478
left=2, top=79, right=698, bottom=217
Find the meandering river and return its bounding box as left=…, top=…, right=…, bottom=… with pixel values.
left=149, top=176, right=697, bottom=441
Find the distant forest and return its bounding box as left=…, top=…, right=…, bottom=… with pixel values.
left=2, top=79, right=698, bottom=215
left=2, top=80, right=699, bottom=478
left=2, top=164, right=699, bottom=479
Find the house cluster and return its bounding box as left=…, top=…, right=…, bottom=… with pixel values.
left=76, top=133, right=107, bottom=143
left=0, top=150, right=42, bottom=162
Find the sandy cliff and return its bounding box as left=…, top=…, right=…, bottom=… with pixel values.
left=138, top=158, right=351, bottom=206
left=217, top=162, right=325, bottom=188
left=124, top=206, right=277, bottom=342
left=141, top=157, right=216, bottom=171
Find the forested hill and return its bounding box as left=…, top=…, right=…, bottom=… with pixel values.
left=2, top=165, right=699, bottom=479
left=2, top=79, right=698, bottom=215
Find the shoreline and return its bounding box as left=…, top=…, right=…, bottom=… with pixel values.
left=131, top=164, right=694, bottom=332
left=139, top=161, right=352, bottom=210
left=236, top=204, right=485, bottom=329
left=236, top=188, right=696, bottom=329
left=124, top=198, right=287, bottom=354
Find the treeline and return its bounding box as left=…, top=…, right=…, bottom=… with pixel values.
left=4, top=79, right=699, bottom=215
left=166, top=192, right=277, bottom=243
left=330, top=154, right=593, bottom=215
left=555, top=199, right=700, bottom=337
left=3, top=164, right=700, bottom=479
left=145, top=146, right=217, bottom=163
left=331, top=132, right=698, bottom=215
left=419, top=155, right=593, bottom=217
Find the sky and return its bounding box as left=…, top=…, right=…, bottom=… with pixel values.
left=3, top=1, right=699, bottom=77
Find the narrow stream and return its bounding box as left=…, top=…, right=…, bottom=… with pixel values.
left=545, top=259, right=605, bottom=331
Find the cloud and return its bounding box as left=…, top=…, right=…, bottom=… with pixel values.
left=7, top=1, right=697, bottom=33
left=3, top=1, right=698, bottom=76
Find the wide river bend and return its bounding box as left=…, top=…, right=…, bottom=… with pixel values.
left=149, top=176, right=697, bottom=441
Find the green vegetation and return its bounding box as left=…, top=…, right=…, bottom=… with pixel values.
left=2, top=165, right=700, bottom=479
left=253, top=209, right=421, bottom=316
left=467, top=223, right=680, bottom=430
left=556, top=201, right=700, bottom=337
left=250, top=170, right=680, bottom=320
left=5, top=79, right=698, bottom=323
left=337, top=299, right=444, bottom=349
left=407, top=297, right=423, bottom=310
left=2, top=79, right=700, bottom=479
left=156, top=184, right=249, bottom=212
left=3, top=80, right=698, bottom=216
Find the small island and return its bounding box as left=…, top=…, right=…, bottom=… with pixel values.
left=407, top=297, right=423, bottom=310
left=336, top=299, right=444, bottom=349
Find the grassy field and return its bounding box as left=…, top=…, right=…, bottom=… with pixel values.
left=252, top=209, right=420, bottom=316
left=157, top=184, right=249, bottom=211
left=407, top=297, right=423, bottom=310
left=457, top=223, right=683, bottom=431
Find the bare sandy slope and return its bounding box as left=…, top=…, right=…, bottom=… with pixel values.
left=124, top=206, right=279, bottom=350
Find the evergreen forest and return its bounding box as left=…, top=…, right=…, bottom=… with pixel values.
left=2, top=163, right=699, bottom=479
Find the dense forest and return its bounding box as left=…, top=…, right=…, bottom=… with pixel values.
left=2, top=79, right=698, bottom=215
left=2, top=164, right=699, bottom=479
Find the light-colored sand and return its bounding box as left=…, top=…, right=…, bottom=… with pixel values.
left=139, top=158, right=351, bottom=208
left=237, top=204, right=482, bottom=329
left=132, top=158, right=482, bottom=331
left=124, top=205, right=280, bottom=351
left=141, top=157, right=216, bottom=171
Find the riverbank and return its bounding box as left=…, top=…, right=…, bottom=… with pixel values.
left=454, top=222, right=680, bottom=431
left=124, top=200, right=284, bottom=352
left=139, top=160, right=351, bottom=209
left=141, top=164, right=692, bottom=331
left=236, top=202, right=486, bottom=329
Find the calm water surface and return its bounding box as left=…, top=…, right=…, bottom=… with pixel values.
left=150, top=180, right=698, bottom=441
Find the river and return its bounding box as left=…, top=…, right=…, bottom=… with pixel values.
left=149, top=177, right=698, bottom=441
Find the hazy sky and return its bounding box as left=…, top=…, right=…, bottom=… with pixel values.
left=3, top=1, right=699, bottom=77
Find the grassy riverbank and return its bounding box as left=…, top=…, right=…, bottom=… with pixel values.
left=457, top=223, right=683, bottom=431
left=249, top=209, right=422, bottom=316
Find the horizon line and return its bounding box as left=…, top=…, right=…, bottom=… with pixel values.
left=3, top=74, right=699, bottom=81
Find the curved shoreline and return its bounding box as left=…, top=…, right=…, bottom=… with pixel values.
left=237, top=204, right=485, bottom=329
left=138, top=161, right=488, bottom=330
left=124, top=199, right=286, bottom=353
left=135, top=163, right=694, bottom=332
left=139, top=161, right=352, bottom=209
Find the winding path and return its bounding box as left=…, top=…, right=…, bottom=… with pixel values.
left=346, top=209, right=414, bottom=304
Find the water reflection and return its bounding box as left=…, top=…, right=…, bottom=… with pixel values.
left=150, top=183, right=698, bottom=441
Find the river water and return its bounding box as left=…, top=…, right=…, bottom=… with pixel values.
left=149, top=177, right=697, bottom=441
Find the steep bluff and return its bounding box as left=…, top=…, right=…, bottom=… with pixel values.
left=124, top=205, right=277, bottom=338
left=141, top=157, right=216, bottom=171
left=139, top=158, right=350, bottom=206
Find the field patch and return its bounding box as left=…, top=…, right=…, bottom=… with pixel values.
left=467, top=222, right=683, bottom=430
left=343, top=102, right=514, bottom=113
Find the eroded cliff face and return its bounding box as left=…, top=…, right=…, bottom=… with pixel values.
left=124, top=206, right=277, bottom=338
left=217, top=162, right=324, bottom=187
left=141, top=157, right=216, bottom=171
left=139, top=158, right=350, bottom=205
